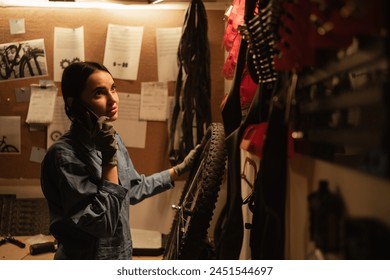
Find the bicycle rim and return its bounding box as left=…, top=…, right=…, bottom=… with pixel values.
left=19, top=50, right=44, bottom=78
left=163, top=122, right=227, bottom=259
left=1, top=145, right=19, bottom=153
left=0, top=59, right=8, bottom=79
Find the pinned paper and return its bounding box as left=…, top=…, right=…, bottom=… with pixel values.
left=0, top=39, right=48, bottom=82
left=30, top=146, right=46, bottom=163
left=0, top=116, right=21, bottom=154
left=9, top=18, right=25, bottom=35
left=15, top=87, right=31, bottom=102
left=103, top=24, right=143, bottom=80
left=26, top=83, right=57, bottom=125
left=139, top=82, right=168, bottom=121
left=113, top=93, right=147, bottom=148
left=47, top=96, right=71, bottom=149
left=54, top=26, right=85, bottom=82
left=156, top=27, right=181, bottom=82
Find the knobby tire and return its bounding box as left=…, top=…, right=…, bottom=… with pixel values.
left=163, top=122, right=227, bottom=260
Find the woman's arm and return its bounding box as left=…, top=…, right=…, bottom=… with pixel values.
left=42, top=142, right=127, bottom=238
left=169, top=167, right=180, bottom=182
left=102, top=165, right=119, bottom=184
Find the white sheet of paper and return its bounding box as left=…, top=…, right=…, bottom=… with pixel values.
left=0, top=116, right=21, bottom=154
left=156, top=27, right=182, bottom=82
left=103, top=24, right=143, bottom=81
left=113, top=93, right=147, bottom=148
left=30, top=146, right=46, bottom=163
left=9, top=18, right=25, bottom=35
left=139, top=82, right=168, bottom=121
left=15, top=87, right=30, bottom=102
left=53, top=26, right=85, bottom=82
left=47, top=96, right=71, bottom=148
left=26, top=85, right=57, bottom=125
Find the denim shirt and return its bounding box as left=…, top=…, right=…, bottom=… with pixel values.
left=41, top=122, right=173, bottom=259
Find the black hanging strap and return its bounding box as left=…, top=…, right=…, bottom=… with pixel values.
left=169, top=0, right=211, bottom=166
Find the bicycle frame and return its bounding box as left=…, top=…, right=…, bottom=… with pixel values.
left=0, top=44, right=22, bottom=79
left=0, top=43, right=44, bottom=80
left=20, top=45, right=44, bottom=77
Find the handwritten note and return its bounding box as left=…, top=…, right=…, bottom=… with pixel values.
left=113, top=93, right=147, bottom=148
left=156, top=27, right=182, bottom=82
left=26, top=85, right=57, bottom=125
left=139, top=82, right=168, bottom=122
left=9, top=18, right=25, bottom=35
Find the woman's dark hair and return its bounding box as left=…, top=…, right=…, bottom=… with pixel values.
left=61, top=61, right=111, bottom=121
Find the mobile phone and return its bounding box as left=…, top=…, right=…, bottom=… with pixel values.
left=72, top=101, right=98, bottom=130
left=84, top=105, right=99, bottom=124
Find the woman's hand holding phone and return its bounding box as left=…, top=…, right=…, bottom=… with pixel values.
left=94, top=115, right=118, bottom=166
left=73, top=102, right=118, bottom=166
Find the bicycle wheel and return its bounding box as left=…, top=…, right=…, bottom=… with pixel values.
left=0, top=55, right=9, bottom=79
left=163, top=122, right=227, bottom=260
left=1, top=45, right=19, bottom=79
left=19, top=49, right=45, bottom=78
left=1, top=145, right=19, bottom=153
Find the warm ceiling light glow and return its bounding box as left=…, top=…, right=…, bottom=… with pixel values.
left=1, top=0, right=227, bottom=10
left=148, top=0, right=164, bottom=4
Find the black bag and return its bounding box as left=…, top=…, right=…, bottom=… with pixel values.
left=250, top=74, right=289, bottom=260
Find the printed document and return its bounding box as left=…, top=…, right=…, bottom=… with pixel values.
left=113, top=93, right=147, bottom=148
left=104, top=24, right=143, bottom=81
left=53, top=26, right=85, bottom=82
left=26, top=85, right=57, bottom=125
left=156, top=27, right=182, bottom=82
left=139, top=82, right=168, bottom=121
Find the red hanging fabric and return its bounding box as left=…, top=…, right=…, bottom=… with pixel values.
left=222, top=0, right=245, bottom=79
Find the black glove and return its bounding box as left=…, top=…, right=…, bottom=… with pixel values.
left=173, top=144, right=201, bottom=176
left=94, top=116, right=118, bottom=166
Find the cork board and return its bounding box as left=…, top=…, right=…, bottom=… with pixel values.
left=0, top=6, right=226, bottom=178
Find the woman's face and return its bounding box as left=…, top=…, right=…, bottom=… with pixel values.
left=80, top=70, right=119, bottom=122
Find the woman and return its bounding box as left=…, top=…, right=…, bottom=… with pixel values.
left=41, top=61, right=199, bottom=259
